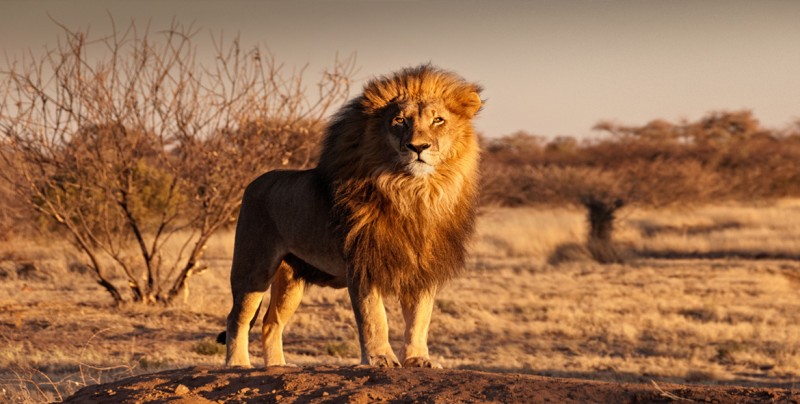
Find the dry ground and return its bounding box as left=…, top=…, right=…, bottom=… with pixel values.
left=63, top=366, right=798, bottom=403
left=2, top=202, right=800, bottom=402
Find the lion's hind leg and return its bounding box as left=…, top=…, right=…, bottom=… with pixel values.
left=262, top=262, right=305, bottom=366
left=226, top=287, right=268, bottom=367
left=225, top=242, right=285, bottom=368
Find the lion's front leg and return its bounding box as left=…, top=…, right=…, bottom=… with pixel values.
left=347, top=277, right=400, bottom=368
left=400, top=288, right=442, bottom=368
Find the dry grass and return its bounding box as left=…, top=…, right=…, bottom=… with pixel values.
left=472, top=207, right=585, bottom=265
left=624, top=201, right=800, bottom=259
left=2, top=201, right=800, bottom=402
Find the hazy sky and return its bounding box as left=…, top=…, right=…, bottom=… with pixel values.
left=2, top=0, right=798, bottom=138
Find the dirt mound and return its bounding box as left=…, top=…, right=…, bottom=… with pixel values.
left=64, top=365, right=797, bottom=403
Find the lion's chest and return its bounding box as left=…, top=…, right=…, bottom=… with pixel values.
left=333, top=175, right=475, bottom=294
left=343, top=184, right=468, bottom=257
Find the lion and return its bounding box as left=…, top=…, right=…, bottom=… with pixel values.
left=223, top=65, right=483, bottom=368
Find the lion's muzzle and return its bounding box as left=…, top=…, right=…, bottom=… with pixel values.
left=406, top=142, right=432, bottom=155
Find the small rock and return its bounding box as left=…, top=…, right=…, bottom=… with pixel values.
left=322, top=392, right=329, bottom=397
left=276, top=394, right=284, bottom=400
left=239, top=387, right=251, bottom=394
left=174, top=384, right=190, bottom=395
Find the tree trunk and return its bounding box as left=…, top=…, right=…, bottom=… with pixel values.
left=97, top=278, right=124, bottom=305
left=583, top=197, right=625, bottom=264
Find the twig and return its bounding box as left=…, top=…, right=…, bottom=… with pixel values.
left=8, top=366, right=61, bottom=402
left=77, top=327, right=117, bottom=386
left=650, top=380, right=694, bottom=402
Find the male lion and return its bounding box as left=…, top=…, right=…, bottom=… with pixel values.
left=224, top=65, right=482, bottom=368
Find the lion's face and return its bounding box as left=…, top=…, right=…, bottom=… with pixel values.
left=320, top=65, right=482, bottom=180
left=383, top=100, right=460, bottom=177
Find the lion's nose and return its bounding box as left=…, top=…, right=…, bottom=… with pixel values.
left=406, top=143, right=431, bottom=154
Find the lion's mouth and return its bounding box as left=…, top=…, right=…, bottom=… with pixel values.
left=406, top=159, right=435, bottom=176
left=403, top=149, right=434, bottom=163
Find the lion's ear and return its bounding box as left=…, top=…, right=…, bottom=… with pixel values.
left=455, top=90, right=483, bottom=118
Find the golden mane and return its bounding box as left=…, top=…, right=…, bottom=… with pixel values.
left=317, top=65, right=483, bottom=296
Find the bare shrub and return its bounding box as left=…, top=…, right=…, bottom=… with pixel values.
left=0, top=19, right=354, bottom=304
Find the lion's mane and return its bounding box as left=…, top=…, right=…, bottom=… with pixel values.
left=316, top=65, right=482, bottom=296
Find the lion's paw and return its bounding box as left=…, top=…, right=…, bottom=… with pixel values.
left=403, top=357, right=443, bottom=369
left=225, top=355, right=253, bottom=369
left=368, top=354, right=401, bottom=368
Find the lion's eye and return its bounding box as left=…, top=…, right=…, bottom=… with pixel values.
left=432, top=117, right=445, bottom=125
left=393, top=116, right=406, bottom=125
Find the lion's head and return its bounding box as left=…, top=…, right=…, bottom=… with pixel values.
left=319, top=65, right=482, bottom=182
left=371, top=87, right=481, bottom=177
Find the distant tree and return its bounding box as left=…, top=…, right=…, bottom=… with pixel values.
left=688, top=110, right=762, bottom=145
left=0, top=20, right=353, bottom=304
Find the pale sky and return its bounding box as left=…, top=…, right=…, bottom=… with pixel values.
left=1, top=0, right=798, bottom=138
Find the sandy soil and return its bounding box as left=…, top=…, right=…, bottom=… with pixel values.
left=64, top=365, right=798, bottom=403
